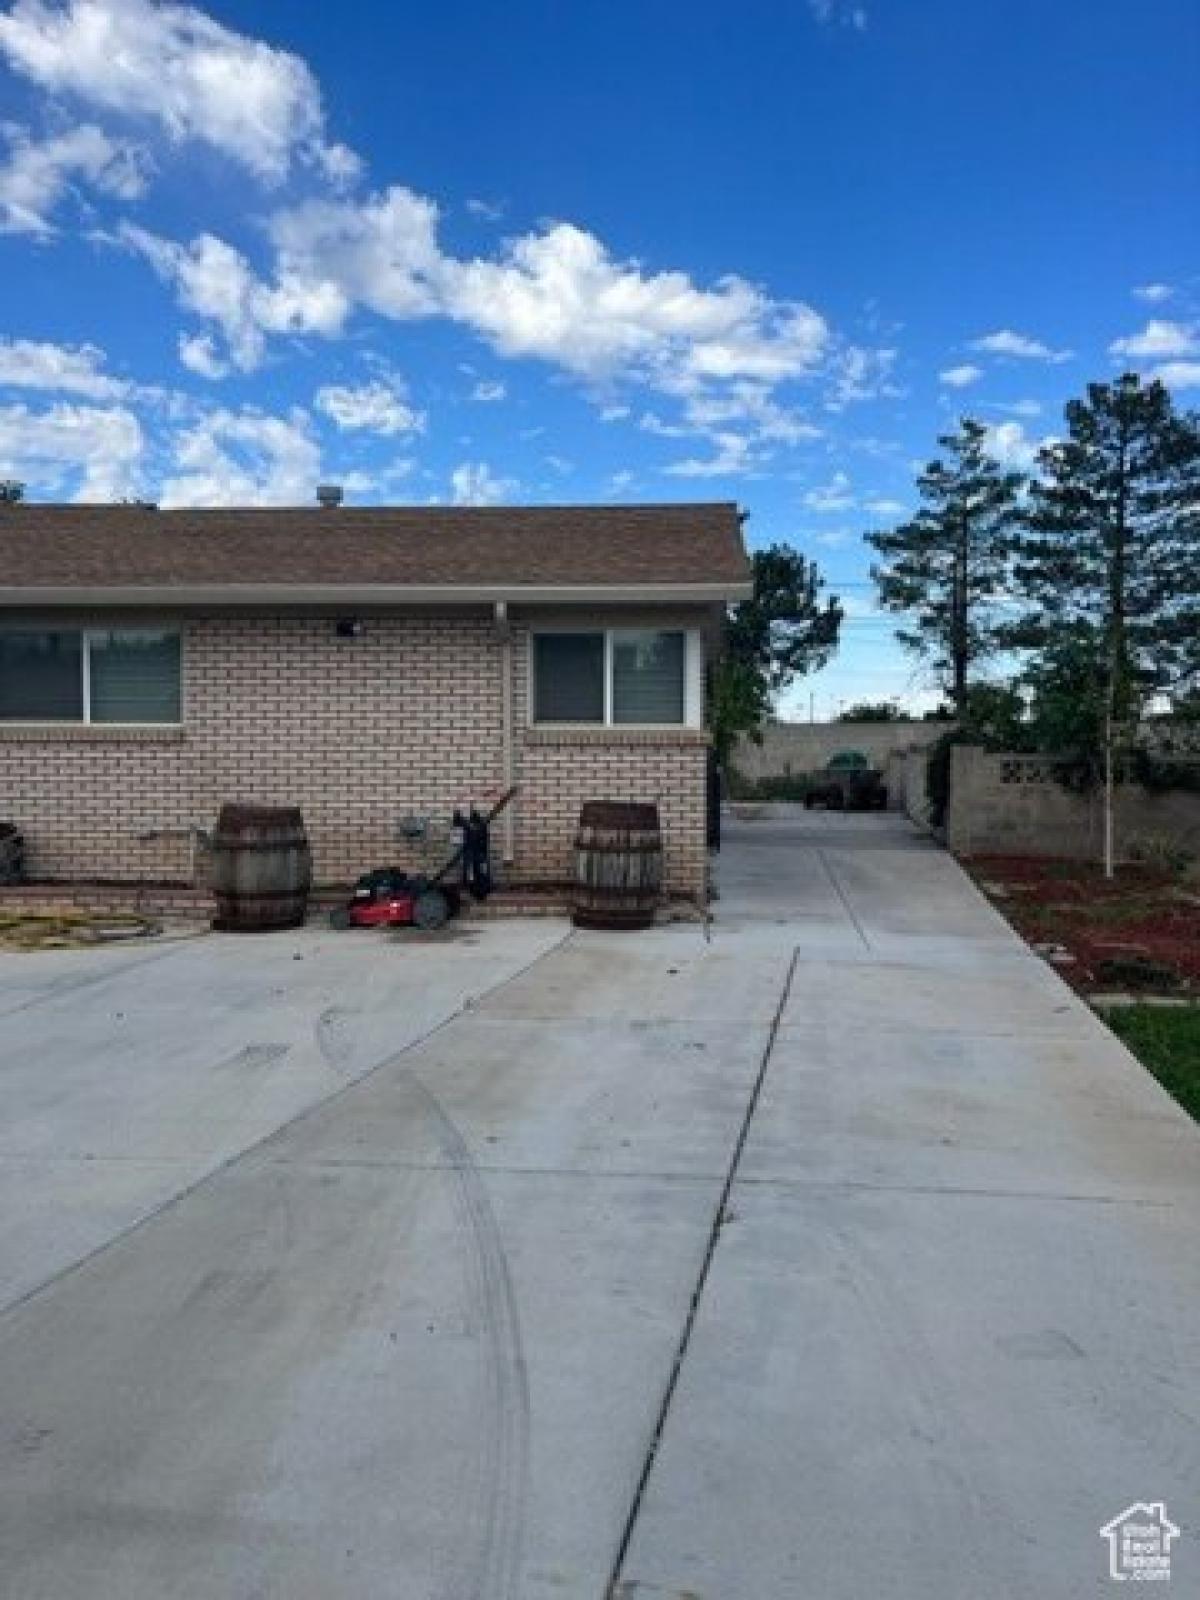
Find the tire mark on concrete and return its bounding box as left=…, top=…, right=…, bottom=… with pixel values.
left=0, top=930, right=572, bottom=1329
left=213, top=1043, right=290, bottom=1074
left=404, top=1072, right=531, bottom=1600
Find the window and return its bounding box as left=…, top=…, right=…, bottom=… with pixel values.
left=0, top=631, right=83, bottom=720
left=533, top=632, right=605, bottom=722
left=532, top=628, right=691, bottom=725
left=0, top=628, right=182, bottom=724
left=88, top=631, right=181, bottom=724
left=613, top=630, right=685, bottom=724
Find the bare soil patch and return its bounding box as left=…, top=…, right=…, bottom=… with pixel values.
left=964, top=854, right=1200, bottom=996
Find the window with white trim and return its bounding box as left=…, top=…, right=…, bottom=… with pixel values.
left=532, top=629, right=692, bottom=726
left=0, top=628, right=182, bottom=724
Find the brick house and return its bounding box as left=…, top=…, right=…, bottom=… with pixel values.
left=0, top=501, right=750, bottom=900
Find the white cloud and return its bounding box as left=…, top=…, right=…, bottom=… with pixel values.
left=639, top=410, right=689, bottom=439
left=1151, top=361, right=1200, bottom=390
left=131, top=197, right=842, bottom=463
left=809, top=0, right=867, bottom=28
left=267, top=187, right=442, bottom=322
left=665, top=433, right=758, bottom=479
left=826, top=344, right=899, bottom=409
left=465, top=196, right=504, bottom=222
left=981, top=420, right=1048, bottom=471
left=971, top=328, right=1072, bottom=363
left=862, top=496, right=905, bottom=516
left=681, top=382, right=822, bottom=445
left=995, top=398, right=1042, bottom=418
left=0, top=121, right=148, bottom=235
left=0, top=0, right=358, bottom=185
left=0, top=336, right=127, bottom=397
left=0, top=399, right=142, bottom=498
left=1110, top=319, right=1199, bottom=360
left=159, top=406, right=319, bottom=506
left=450, top=460, right=517, bottom=505
left=804, top=470, right=856, bottom=511
left=120, top=224, right=349, bottom=370
left=471, top=379, right=506, bottom=403
left=939, top=363, right=983, bottom=388
left=599, top=404, right=630, bottom=422
left=1, top=6, right=872, bottom=457
left=443, top=221, right=830, bottom=389
left=177, top=331, right=229, bottom=379
left=1133, top=283, right=1174, bottom=304
left=314, top=378, right=424, bottom=435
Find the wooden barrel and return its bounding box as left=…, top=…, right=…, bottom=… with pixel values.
left=209, top=804, right=312, bottom=931
left=572, top=801, right=663, bottom=930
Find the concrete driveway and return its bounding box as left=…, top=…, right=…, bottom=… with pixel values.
left=1, top=813, right=1197, bottom=1598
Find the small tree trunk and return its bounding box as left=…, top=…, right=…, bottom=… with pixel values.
left=1103, top=703, right=1115, bottom=881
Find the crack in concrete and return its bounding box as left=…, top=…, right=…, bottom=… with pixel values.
left=605, top=944, right=802, bottom=1598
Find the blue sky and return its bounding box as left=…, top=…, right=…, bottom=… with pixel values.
left=1, top=0, right=1197, bottom=713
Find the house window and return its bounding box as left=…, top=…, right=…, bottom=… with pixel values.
left=532, top=628, right=691, bottom=725
left=0, top=630, right=84, bottom=720
left=533, top=632, right=606, bottom=722
left=0, top=628, right=182, bottom=724
left=613, top=630, right=685, bottom=724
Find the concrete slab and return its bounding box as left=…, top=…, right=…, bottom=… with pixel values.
left=0, top=1146, right=718, bottom=1600
left=616, top=1181, right=1200, bottom=1600
left=272, top=1015, right=767, bottom=1180
left=0, top=919, right=567, bottom=1308
left=2, top=811, right=1197, bottom=1600
left=615, top=816, right=1200, bottom=1599
left=477, top=927, right=795, bottom=1025
left=744, top=1021, right=1200, bottom=1201
left=780, top=949, right=1089, bottom=1037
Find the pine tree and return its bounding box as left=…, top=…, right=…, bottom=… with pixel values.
left=710, top=543, right=842, bottom=767
left=867, top=418, right=1023, bottom=713
left=1011, top=373, right=1200, bottom=713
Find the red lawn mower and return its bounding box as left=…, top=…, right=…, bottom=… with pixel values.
left=330, top=787, right=517, bottom=932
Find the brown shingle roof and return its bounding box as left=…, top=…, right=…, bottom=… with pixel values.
left=0, top=502, right=749, bottom=596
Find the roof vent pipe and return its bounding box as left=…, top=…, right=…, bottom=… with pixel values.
left=316, top=484, right=344, bottom=508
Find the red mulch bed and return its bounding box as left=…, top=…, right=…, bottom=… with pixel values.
left=963, top=854, right=1200, bottom=994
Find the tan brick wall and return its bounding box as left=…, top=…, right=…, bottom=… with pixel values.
left=1, top=611, right=710, bottom=897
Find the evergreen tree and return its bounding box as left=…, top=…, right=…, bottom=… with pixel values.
left=867, top=418, right=1023, bottom=713
left=724, top=544, right=843, bottom=693
left=1011, top=372, right=1200, bottom=713
left=710, top=543, right=842, bottom=767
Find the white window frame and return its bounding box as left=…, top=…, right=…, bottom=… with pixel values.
left=529, top=625, right=702, bottom=729
left=0, top=624, right=185, bottom=727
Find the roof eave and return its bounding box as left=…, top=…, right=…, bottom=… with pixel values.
left=0, top=580, right=753, bottom=609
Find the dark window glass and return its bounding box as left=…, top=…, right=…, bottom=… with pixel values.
left=0, top=630, right=83, bottom=720
left=89, top=631, right=181, bottom=724
left=533, top=633, right=604, bottom=722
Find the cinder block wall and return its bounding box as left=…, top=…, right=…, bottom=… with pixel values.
left=947, top=745, right=1200, bottom=860
left=1, top=612, right=709, bottom=896
left=733, top=718, right=946, bottom=781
